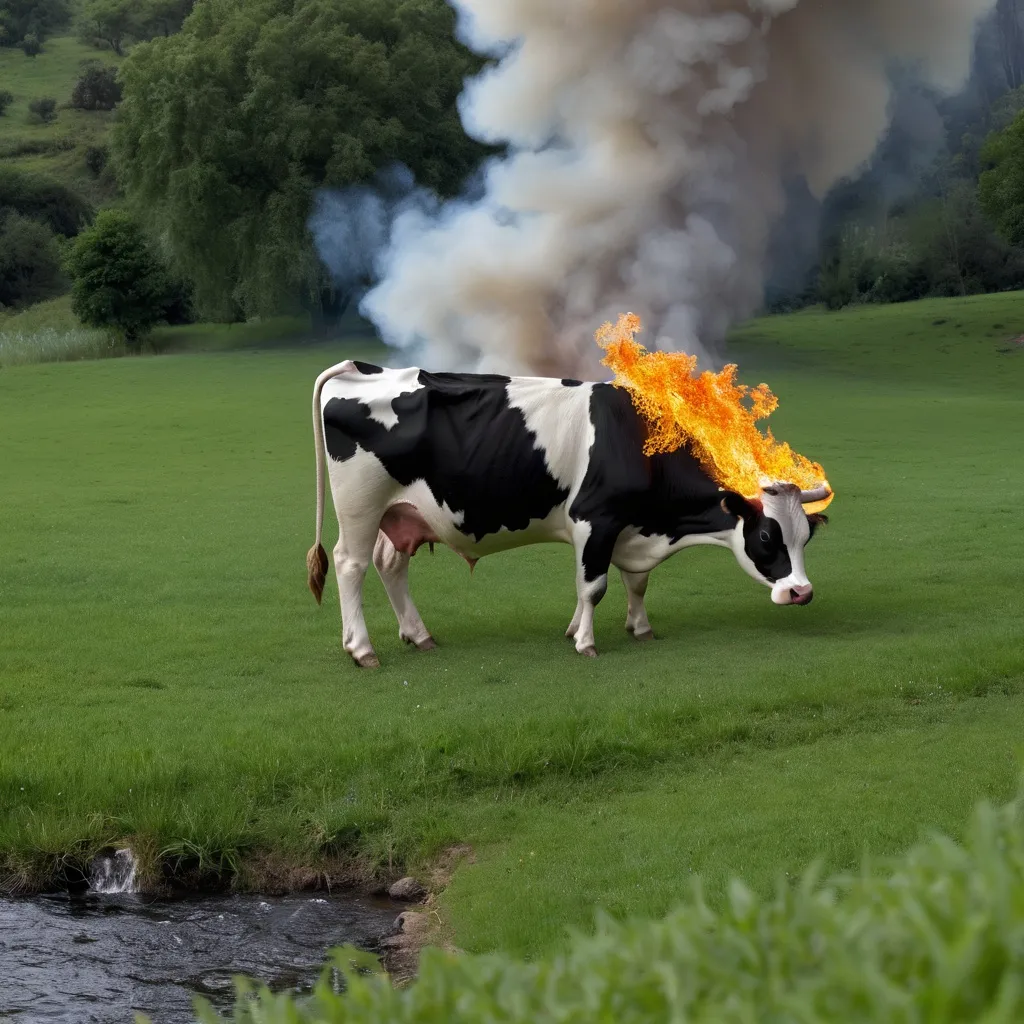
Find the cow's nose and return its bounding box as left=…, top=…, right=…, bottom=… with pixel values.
left=790, top=585, right=813, bottom=606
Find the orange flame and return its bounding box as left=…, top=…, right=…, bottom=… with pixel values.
left=597, top=313, right=833, bottom=513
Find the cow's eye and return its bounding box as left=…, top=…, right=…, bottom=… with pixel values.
left=759, top=529, right=771, bottom=544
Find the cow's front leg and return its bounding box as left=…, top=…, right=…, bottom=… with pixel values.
left=621, top=569, right=654, bottom=641
left=570, top=522, right=616, bottom=657
left=373, top=531, right=436, bottom=652
left=333, top=520, right=380, bottom=668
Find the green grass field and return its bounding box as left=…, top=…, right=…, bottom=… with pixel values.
left=2, top=293, right=1023, bottom=960
left=0, top=35, right=121, bottom=203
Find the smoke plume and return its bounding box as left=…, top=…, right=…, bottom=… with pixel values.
left=317, top=0, right=996, bottom=378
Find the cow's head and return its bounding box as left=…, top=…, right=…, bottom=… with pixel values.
left=721, top=481, right=830, bottom=606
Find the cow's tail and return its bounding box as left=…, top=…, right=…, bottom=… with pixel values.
left=307, top=360, right=357, bottom=604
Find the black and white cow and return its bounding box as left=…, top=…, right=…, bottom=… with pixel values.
left=307, top=359, right=830, bottom=668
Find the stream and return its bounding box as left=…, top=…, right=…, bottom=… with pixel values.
left=0, top=889, right=402, bottom=1023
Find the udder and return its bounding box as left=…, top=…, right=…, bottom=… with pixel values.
left=379, top=502, right=479, bottom=570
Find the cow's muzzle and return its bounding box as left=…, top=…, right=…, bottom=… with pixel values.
left=772, top=582, right=814, bottom=606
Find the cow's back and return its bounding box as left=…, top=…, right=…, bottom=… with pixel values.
left=321, top=364, right=594, bottom=545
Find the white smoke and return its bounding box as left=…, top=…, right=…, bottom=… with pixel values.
left=318, top=0, right=996, bottom=378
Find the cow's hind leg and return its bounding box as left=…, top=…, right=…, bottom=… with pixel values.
left=621, top=569, right=654, bottom=641
left=569, top=522, right=616, bottom=657
left=373, top=531, right=436, bottom=652
left=333, top=519, right=381, bottom=668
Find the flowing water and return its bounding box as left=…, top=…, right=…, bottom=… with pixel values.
left=0, top=888, right=402, bottom=1023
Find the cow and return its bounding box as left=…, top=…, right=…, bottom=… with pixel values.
left=307, top=359, right=830, bottom=668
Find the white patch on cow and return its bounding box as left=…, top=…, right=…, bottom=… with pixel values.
left=320, top=365, right=423, bottom=430
left=761, top=485, right=813, bottom=604
left=505, top=378, right=596, bottom=490
left=612, top=525, right=735, bottom=575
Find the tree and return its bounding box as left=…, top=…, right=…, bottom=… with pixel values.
left=71, top=63, right=122, bottom=110
left=0, top=0, right=70, bottom=48
left=0, top=166, right=93, bottom=236
left=979, top=112, right=1024, bottom=246
left=113, top=0, right=490, bottom=322
left=0, top=214, right=64, bottom=307
left=65, top=209, right=172, bottom=350
left=79, top=0, right=144, bottom=55
left=0, top=89, right=13, bottom=115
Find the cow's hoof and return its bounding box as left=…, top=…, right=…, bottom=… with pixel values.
left=353, top=651, right=381, bottom=669
left=578, top=646, right=598, bottom=658
left=415, top=636, right=437, bottom=652
left=633, top=630, right=655, bottom=642
left=565, top=628, right=578, bottom=641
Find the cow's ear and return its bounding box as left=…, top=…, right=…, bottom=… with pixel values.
left=721, top=491, right=759, bottom=523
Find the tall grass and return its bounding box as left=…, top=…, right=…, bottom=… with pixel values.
left=0, top=325, right=115, bottom=367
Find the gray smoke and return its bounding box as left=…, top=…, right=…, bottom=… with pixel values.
left=316, top=0, right=996, bottom=378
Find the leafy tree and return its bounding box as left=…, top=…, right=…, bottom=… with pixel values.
left=0, top=214, right=64, bottom=307
left=0, top=89, right=13, bottom=115
left=65, top=208, right=173, bottom=350
left=28, top=97, right=57, bottom=123
left=79, top=0, right=144, bottom=55
left=0, top=0, right=70, bottom=48
left=113, top=0, right=490, bottom=322
left=20, top=30, right=39, bottom=55
left=71, top=63, right=122, bottom=110
left=979, top=111, right=1024, bottom=246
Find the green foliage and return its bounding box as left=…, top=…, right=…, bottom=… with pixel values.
left=70, top=62, right=121, bottom=109
left=27, top=95, right=57, bottom=122
left=0, top=0, right=70, bottom=48
left=20, top=30, right=39, bottom=55
left=113, top=0, right=490, bottom=320
left=79, top=0, right=143, bottom=55
left=84, top=143, right=108, bottom=176
left=979, top=110, right=1024, bottom=247
left=0, top=165, right=92, bottom=235
left=0, top=212, right=63, bottom=307
left=0, top=87, right=12, bottom=114
left=188, top=797, right=1024, bottom=1023
left=64, top=207, right=173, bottom=348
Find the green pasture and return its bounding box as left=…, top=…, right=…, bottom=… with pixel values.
left=0, top=35, right=120, bottom=201
left=1, top=293, right=1023, bottom=959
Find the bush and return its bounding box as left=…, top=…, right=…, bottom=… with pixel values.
left=84, top=144, right=108, bottom=177
left=64, top=208, right=174, bottom=350
left=20, top=30, right=40, bottom=55
left=0, top=214, right=64, bottom=307
left=27, top=96, right=57, bottom=123
left=0, top=89, right=13, bottom=115
left=0, top=166, right=92, bottom=236
left=70, top=63, right=121, bottom=110
left=185, top=794, right=1024, bottom=1024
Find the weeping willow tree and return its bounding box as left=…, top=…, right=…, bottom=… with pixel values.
left=113, top=0, right=488, bottom=323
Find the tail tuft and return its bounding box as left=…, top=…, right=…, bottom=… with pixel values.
left=307, top=543, right=329, bottom=604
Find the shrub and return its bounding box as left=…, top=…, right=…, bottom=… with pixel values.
left=20, top=31, right=41, bottom=56
left=64, top=208, right=173, bottom=351
left=0, top=214, right=64, bottom=307
left=84, top=144, right=108, bottom=177
left=70, top=63, right=121, bottom=110
left=0, top=166, right=92, bottom=236
left=184, top=794, right=1024, bottom=1023
left=27, top=96, right=57, bottom=123
left=0, top=89, right=13, bottom=115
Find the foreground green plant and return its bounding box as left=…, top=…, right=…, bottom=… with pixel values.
left=193, top=794, right=1024, bottom=1023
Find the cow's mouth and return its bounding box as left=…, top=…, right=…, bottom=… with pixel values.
left=789, top=588, right=814, bottom=606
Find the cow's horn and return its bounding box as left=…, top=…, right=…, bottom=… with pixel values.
left=799, top=485, right=831, bottom=504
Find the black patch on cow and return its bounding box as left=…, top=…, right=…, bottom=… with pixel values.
left=561, top=378, right=583, bottom=387
left=741, top=516, right=792, bottom=584
left=352, top=360, right=384, bottom=375
left=569, top=385, right=735, bottom=581
left=322, top=371, right=569, bottom=542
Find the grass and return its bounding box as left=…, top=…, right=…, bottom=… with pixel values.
left=1, top=292, right=1023, bottom=962
left=0, top=35, right=122, bottom=203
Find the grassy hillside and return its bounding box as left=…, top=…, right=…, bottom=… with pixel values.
left=0, top=35, right=122, bottom=203
left=1, top=293, right=1023, bottom=963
